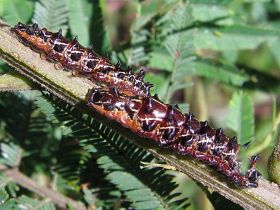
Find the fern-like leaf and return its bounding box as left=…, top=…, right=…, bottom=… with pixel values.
left=2, top=0, right=33, bottom=25
left=32, top=0, right=68, bottom=35
left=35, top=93, right=189, bottom=209
left=67, top=0, right=91, bottom=46
left=17, top=195, right=55, bottom=210
left=160, top=2, right=195, bottom=103
left=192, top=60, right=250, bottom=87
left=0, top=143, right=22, bottom=167
left=227, top=91, right=255, bottom=145
left=0, top=189, right=19, bottom=210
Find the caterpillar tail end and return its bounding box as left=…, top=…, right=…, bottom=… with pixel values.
left=245, top=155, right=262, bottom=188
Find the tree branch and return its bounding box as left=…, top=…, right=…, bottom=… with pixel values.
left=1, top=20, right=280, bottom=210
left=0, top=165, right=87, bottom=210
left=268, top=123, right=280, bottom=185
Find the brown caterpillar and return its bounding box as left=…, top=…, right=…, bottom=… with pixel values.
left=11, top=22, right=152, bottom=97
left=11, top=22, right=261, bottom=188
left=87, top=87, right=260, bottom=188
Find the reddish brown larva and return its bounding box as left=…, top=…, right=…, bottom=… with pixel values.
left=11, top=22, right=261, bottom=188
left=87, top=87, right=260, bottom=188
left=11, top=22, right=152, bottom=97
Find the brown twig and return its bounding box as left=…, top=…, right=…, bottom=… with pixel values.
left=0, top=165, right=87, bottom=210
left=268, top=123, right=280, bottom=185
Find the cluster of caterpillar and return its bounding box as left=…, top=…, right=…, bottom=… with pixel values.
left=11, top=22, right=261, bottom=188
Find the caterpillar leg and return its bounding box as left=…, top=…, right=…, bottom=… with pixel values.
left=54, top=62, right=63, bottom=70
left=40, top=52, right=47, bottom=60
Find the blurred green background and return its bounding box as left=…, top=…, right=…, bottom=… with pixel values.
left=0, top=0, right=280, bottom=209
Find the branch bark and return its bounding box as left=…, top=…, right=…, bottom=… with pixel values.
left=0, top=165, right=87, bottom=210
left=268, top=123, right=280, bottom=185
left=1, top=20, right=280, bottom=210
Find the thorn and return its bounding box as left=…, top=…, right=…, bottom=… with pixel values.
left=89, top=89, right=103, bottom=103
left=146, top=82, right=154, bottom=88
left=32, top=23, right=38, bottom=28
left=127, top=66, right=132, bottom=74
left=250, top=154, right=260, bottom=165
left=187, top=112, right=194, bottom=123
left=231, top=136, right=238, bottom=144
left=17, top=22, right=24, bottom=27
left=200, top=121, right=209, bottom=133
left=129, top=75, right=135, bottom=83
left=53, top=29, right=62, bottom=38
left=88, top=48, right=95, bottom=56
left=242, top=141, right=251, bottom=149
left=174, top=104, right=180, bottom=110
left=162, top=128, right=176, bottom=140
left=202, top=121, right=208, bottom=128
left=116, top=72, right=125, bottom=79
left=145, top=97, right=153, bottom=113
left=145, top=82, right=153, bottom=94
left=103, top=53, right=110, bottom=61
left=180, top=135, right=193, bottom=147
left=136, top=69, right=145, bottom=79
left=116, top=60, right=121, bottom=69
left=214, top=128, right=223, bottom=142
left=216, top=128, right=223, bottom=136
left=72, top=36, right=78, bottom=45
left=89, top=45, right=96, bottom=53
left=228, top=137, right=239, bottom=151
left=142, top=120, right=157, bottom=132
left=166, top=105, right=176, bottom=124
left=110, top=87, right=119, bottom=97
left=153, top=94, right=159, bottom=100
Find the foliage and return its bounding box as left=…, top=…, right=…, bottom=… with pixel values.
left=227, top=91, right=255, bottom=145
left=1, top=0, right=280, bottom=209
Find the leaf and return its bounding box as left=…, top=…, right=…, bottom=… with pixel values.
left=160, top=3, right=195, bottom=102
left=191, top=3, right=232, bottom=22
left=0, top=143, right=22, bottom=167
left=268, top=39, right=280, bottom=67
left=149, top=48, right=174, bottom=71
left=192, top=60, right=250, bottom=86
left=0, top=189, right=19, bottom=210
left=226, top=92, right=255, bottom=145
left=32, top=0, right=68, bottom=35
left=2, top=0, right=33, bottom=25
left=89, top=1, right=110, bottom=54
left=127, top=0, right=170, bottom=66
left=0, top=0, right=4, bottom=18
left=194, top=25, right=280, bottom=51
left=17, top=196, right=55, bottom=210
left=67, top=0, right=92, bottom=46
left=128, top=29, right=151, bottom=66
left=0, top=189, right=8, bottom=204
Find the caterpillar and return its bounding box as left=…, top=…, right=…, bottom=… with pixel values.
left=87, top=87, right=260, bottom=188
left=11, top=22, right=261, bottom=188
left=11, top=22, right=152, bottom=97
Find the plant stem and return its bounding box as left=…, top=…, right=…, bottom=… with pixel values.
left=0, top=165, right=87, bottom=210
